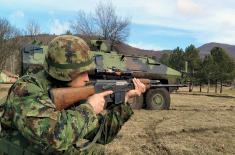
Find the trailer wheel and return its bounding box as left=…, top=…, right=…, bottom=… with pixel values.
left=129, top=94, right=144, bottom=109
left=146, top=88, right=170, bottom=110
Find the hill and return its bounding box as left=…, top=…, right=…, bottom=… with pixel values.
left=116, top=42, right=235, bottom=60
left=114, top=42, right=165, bottom=60
left=198, top=42, right=235, bottom=59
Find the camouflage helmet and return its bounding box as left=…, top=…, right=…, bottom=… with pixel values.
left=44, top=35, right=95, bottom=81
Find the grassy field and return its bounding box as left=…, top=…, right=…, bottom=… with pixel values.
left=1, top=84, right=235, bottom=154
left=105, top=88, right=235, bottom=155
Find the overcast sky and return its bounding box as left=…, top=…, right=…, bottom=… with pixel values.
left=1, top=0, right=235, bottom=50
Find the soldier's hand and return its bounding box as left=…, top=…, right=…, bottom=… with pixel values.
left=125, top=78, right=146, bottom=103
left=88, top=90, right=113, bottom=114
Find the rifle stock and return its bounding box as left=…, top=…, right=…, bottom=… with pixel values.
left=50, top=86, right=96, bottom=111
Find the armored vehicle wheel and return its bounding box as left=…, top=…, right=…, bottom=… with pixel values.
left=146, top=88, right=170, bottom=110
left=129, top=94, right=144, bottom=109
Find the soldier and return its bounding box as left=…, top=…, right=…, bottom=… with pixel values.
left=0, top=35, right=146, bottom=154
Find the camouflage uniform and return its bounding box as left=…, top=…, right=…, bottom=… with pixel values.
left=0, top=35, right=133, bottom=154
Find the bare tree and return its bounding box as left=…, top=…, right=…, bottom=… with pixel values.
left=70, top=1, right=130, bottom=43
left=26, top=20, right=41, bottom=39
left=71, top=11, right=96, bottom=37
left=0, top=18, right=21, bottom=69
left=95, top=2, right=130, bottom=43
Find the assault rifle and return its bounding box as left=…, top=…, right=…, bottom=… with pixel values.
left=51, top=78, right=184, bottom=111
left=88, top=68, right=133, bottom=80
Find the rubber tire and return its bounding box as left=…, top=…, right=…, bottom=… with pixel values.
left=146, top=88, right=170, bottom=110
left=129, top=94, right=144, bottom=109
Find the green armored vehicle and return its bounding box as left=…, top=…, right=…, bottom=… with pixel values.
left=88, top=40, right=183, bottom=109
left=21, top=39, right=183, bottom=110
left=89, top=40, right=181, bottom=83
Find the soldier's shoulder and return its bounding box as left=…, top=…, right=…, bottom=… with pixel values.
left=12, top=71, right=49, bottom=91
left=18, top=71, right=44, bottom=84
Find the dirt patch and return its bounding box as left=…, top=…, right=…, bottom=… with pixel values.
left=105, top=94, right=235, bottom=155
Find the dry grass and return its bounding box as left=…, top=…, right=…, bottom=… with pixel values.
left=105, top=93, right=235, bottom=155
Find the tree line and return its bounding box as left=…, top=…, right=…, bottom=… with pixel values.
left=160, top=45, right=235, bottom=93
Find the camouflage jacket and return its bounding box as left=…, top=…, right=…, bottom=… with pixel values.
left=1, top=71, right=133, bottom=153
